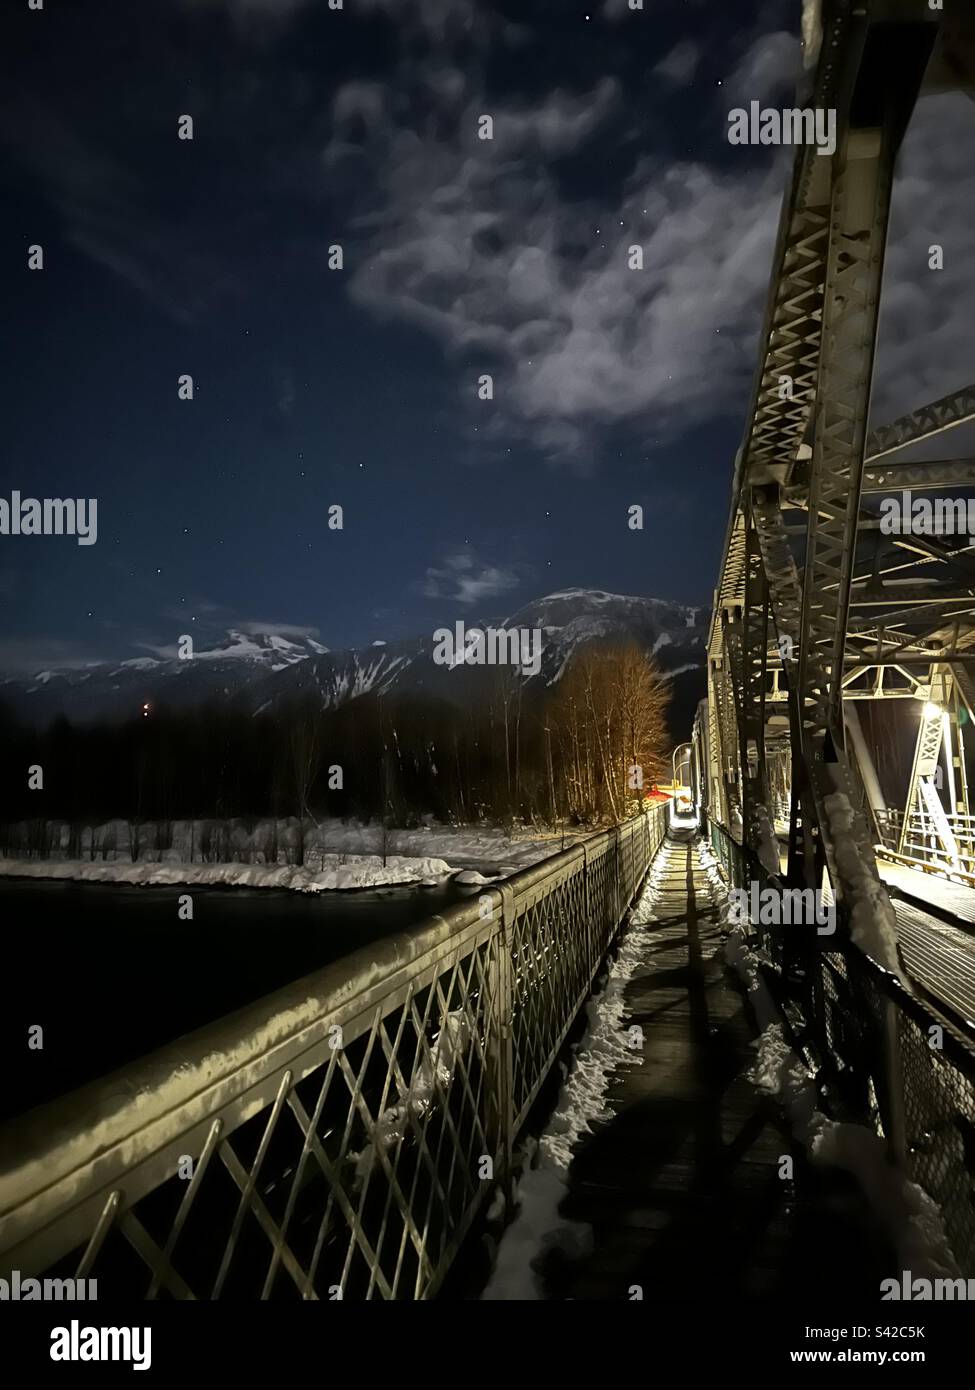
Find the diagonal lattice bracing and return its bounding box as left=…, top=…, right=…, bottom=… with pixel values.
left=0, top=807, right=669, bottom=1300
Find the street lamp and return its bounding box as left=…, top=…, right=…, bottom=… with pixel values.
left=672, top=742, right=692, bottom=788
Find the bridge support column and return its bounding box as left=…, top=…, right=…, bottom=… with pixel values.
left=844, top=702, right=886, bottom=835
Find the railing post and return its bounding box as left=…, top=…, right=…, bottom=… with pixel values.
left=496, top=882, right=516, bottom=1212
left=614, top=822, right=622, bottom=926
left=880, top=997, right=908, bottom=1168
left=582, top=840, right=592, bottom=947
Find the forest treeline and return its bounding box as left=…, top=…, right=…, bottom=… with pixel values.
left=0, top=642, right=669, bottom=851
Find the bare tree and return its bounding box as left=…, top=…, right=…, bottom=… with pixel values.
left=548, top=642, right=669, bottom=823
left=288, top=700, right=323, bottom=867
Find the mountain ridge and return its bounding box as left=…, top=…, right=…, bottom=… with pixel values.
left=0, top=589, right=709, bottom=733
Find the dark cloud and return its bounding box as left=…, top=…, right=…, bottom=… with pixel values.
left=419, top=551, right=524, bottom=605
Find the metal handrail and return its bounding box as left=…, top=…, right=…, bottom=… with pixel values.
left=0, top=804, right=668, bottom=1299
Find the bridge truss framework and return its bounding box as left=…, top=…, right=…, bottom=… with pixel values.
left=700, top=0, right=975, bottom=904
left=694, top=0, right=975, bottom=1276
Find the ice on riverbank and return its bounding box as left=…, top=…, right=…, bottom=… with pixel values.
left=0, top=854, right=457, bottom=893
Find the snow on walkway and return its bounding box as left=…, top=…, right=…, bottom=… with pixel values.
left=697, top=834, right=960, bottom=1280
left=482, top=846, right=671, bottom=1299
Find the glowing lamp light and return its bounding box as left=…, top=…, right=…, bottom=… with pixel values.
left=142, top=702, right=151, bottom=718
left=922, top=701, right=942, bottom=719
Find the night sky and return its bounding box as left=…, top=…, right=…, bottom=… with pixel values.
left=1, top=0, right=969, bottom=671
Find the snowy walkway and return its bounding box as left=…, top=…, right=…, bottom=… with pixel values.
left=878, top=859, right=975, bottom=927
left=495, top=830, right=894, bottom=1300
left=774, top=844, right=975, bottom=1046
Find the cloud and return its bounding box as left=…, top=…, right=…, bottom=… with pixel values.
left=724, top=31, right=800, bottom=104
left=180, top=0, right=311, bottom=37
left=604, top=0, right=713, bottom=19
left=653, top=40, right=700, bottom=86
left=359, top=0, right=488, bottom=46
left=872, top=91, right=975, bottom=423
left=188, top=0, right=307, bottom=8
left=159, top=599, right=227, bottom=623
left=186, top=0, right=497, bottom=46
left=326, top=11, right=971, bottom=465
left=336, top=75, right=782, bottom=462
left=239, top=620, right=322, bottom=638
left=0, top=638, right=109, bottom=674
left=153, top=610, right=323, bottom=643
left=0, top=97, right=239, bottom=324
left=419, top=551, right=523, bottom=605
left=274, top=367, right=296, bottom=417
left=134, top=641, right=182, bottom=659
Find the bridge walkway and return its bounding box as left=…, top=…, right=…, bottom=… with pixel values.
left=777, top=846, right=975, bottom=1036
left=532, top=830, right=893, bottom=1301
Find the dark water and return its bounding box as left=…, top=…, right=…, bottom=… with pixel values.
left=0, top=875, right=477, bottom=1123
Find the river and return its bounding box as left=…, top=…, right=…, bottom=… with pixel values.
left=0, top=874, right=480, bottom=1123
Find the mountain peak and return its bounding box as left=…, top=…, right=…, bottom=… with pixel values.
left=197, top=630, right=329, bottom=661
left=1, top=592, right=707, bottom=729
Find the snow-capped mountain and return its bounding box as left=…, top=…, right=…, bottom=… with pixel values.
left=1, top=592, right=708, bottom=731
left=501, top=589, right=706, bottom=684
left=250, top=636, right=423, bottom=713
left=0, top=629, right=329, bottom=725
left=248, top=589, right=707, bottom=714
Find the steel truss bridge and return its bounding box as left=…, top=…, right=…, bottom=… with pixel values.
left=691, top=0, right=975, bottom=1275
left=2, top=0, right=975, bottom=1301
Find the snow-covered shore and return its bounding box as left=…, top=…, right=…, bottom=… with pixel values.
left=0, top=816, right=576, bottom=892
left=0, top=854, right=460, bottom=894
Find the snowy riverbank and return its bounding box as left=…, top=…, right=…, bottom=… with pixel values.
left=0, top=854, right=463, bottom=894
left=0, top=817, right=579, bottom=892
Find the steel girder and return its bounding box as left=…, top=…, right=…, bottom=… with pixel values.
left=847, top=604, right=975, bottom=644
left=798, top=123, right=896, bottom=748
left=865, top=384, right=975, bottom=462
left=897, top=673, right=951, bottom=858
left=854, top=520, right=975, bottom=588
left=750, top=489, right=824, bottom=885
left=740, top=201, right=830, bottom=490
left=706, top=656, right=728, bottom=828
left=705, top=3, right=945, bottom=928
left=712, top=650, right=743, bottom=833
left=951, top=665, right=975, bottom=716
left=723, top=610, right=749, bottom=838
left=862, top=457, right=975, bottom=492
left=708, top=4, right=851, bottom=624
left=751, top=479, right=897, bottom=913
left=950, top=677, right=972, bottom=828
left=742, top=520, right=771, bottom=833
left=721, top=556, right=771, bottom=846
left=785, top=486, right=975, bottom=593
left=849, top=586, right=975, bottom=606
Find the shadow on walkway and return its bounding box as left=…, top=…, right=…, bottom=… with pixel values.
left=535, top=831, right=894, bottom=1300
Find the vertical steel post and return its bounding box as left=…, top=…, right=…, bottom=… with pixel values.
left=496, top=883, right=516, bottom=1212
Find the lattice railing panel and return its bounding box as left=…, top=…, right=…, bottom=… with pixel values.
left=0, top=804, right=669, bottom=1300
